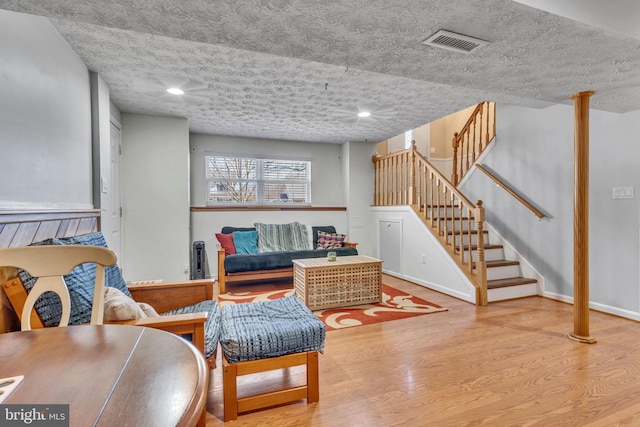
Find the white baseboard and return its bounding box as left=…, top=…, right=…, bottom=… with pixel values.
left=384, top=269, right=476, bottom=304
left=543, top=291, right=640, bottom=321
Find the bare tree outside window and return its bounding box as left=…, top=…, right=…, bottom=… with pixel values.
left=207, top=157, right=257, bottom=203
left=206, top=156, right=310, bottom=205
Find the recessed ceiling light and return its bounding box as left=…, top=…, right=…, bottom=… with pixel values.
left=166, top=87, right=184, bottom=95
left=358, top=111, right=371, bottom=118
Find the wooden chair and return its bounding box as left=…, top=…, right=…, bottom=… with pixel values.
left=0, top=245, right=218, bottom=369
left=0, top=245, right=116, bottom=330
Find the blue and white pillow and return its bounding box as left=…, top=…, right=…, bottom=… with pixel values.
left=19, top=232, right=130, bottom=327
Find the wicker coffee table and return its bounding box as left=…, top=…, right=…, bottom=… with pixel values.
left=293, top=255, right=382, bottom=310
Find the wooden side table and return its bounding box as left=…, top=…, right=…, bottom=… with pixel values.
left=293, top=255, right=382, bottom=310
left=0, top=324, right=208, bottom=427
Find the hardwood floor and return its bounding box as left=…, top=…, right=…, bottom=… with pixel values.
left=205, top=275, right=640, bottom=426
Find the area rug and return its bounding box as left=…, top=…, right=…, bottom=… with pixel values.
left=217, top=284, right=447, bottom=331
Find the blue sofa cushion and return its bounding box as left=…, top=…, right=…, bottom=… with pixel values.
left=164, top=300, right=221, bottom=359
left=19, top=232, right=131, bottom=327
left=223, top=246, right=358, bottom=273
left=221, top=226, right=256, bottom=234
left=220, top=295, right=325, bottom=363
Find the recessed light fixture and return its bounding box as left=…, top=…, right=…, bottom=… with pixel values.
left=358, top=111, right=371, bottom=118
left=166, top=87, right=184, bottom=95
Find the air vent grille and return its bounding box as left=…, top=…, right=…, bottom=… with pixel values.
left=422, top=30, right=489, bottom=54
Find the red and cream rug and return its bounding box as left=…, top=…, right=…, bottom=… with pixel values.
left=217, top=284, right=447, bottom=331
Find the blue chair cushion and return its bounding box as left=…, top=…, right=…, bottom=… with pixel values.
left=164, top=299, right=221, bottom=359
left=19, top=232, right=131, bottom=327
left=220, top=296, right=325, bottom=364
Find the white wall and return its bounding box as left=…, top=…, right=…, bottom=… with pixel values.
left=461, top=104, right=640, bottom=318
left=0, top=10, right=92, bottom=209
left=121, top=114, right=190, bottom=282
left=89, top=72, right=118, bottom=251
left=342, top=140, right=377, bottom=257
left=371, top=206, right=476, bottom=303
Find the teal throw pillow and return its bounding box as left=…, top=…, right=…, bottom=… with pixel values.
left=233, top=231, right=259, bottom=254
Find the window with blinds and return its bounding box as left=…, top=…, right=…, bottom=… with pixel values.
left=206, top=156, right=311, bottom=205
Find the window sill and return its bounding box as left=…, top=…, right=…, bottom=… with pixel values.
left=190, top=206, right=347, bottom=212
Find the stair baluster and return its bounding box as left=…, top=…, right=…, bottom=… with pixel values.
left=451, top=101, right=496, bottom=186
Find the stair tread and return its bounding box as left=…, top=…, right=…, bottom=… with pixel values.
left=461, top=243, right=503, bottom=250
left=487, top=277, right=537, bottom=289
left=485, top=260, right=520, bottom=268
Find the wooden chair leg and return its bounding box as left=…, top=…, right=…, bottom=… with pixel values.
left=197, top=406, right=206, bottom=427
left=222, top=351, right=320, bottom=420
left=307, top=351, right=319, bottom=403
left=223, top=360, right=238, bottom=421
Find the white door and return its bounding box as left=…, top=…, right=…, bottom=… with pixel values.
left=109, top=120, right=123, bottom=266
left=378, top=219, right=402, bottom=275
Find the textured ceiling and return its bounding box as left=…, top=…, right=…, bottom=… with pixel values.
left=1, top=0, right=640, bottom=144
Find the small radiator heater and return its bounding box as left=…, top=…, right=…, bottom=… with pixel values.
left=191, top=241, right=205, bottom=280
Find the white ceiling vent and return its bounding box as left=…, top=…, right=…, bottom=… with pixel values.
left=422, top=30, right=489, bottom=54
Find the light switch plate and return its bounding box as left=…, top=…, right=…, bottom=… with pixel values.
left=612, top=186, right=634, bottom=199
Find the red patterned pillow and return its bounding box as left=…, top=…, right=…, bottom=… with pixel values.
left=316, top=230, right=346, bottom=249
left=215, top=233, right=236, bottom=255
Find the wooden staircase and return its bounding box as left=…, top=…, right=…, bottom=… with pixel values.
left=425, top=204, right=538, bottom=302
left=372, top=102, right=540, bottom=305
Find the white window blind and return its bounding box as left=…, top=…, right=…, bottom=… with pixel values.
left=206, top=156, right=311, bottom=205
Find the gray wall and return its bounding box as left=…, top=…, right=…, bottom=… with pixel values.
left=190, top=134, right=345, bottom=207
left=0, top=10, right=92, bottom=209
left=462, top=103, right=640, bottom=318
left=121, top=114, right=190, bottom=282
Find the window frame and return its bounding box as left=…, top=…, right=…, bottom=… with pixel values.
left=205, top=154, right=312, bottom=207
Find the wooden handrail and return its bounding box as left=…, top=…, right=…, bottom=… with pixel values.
left=372, top=142, right=488, bottom=305
left=452, top=101, right=496, bottom=186
left=475, top=164, right=545, bottom=219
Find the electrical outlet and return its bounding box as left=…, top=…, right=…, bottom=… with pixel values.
left=421, top=254, right=426, bottom=264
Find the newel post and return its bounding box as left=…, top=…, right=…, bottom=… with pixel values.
left=474, top=200, right=488, bottom=306
left=569, top=90, right=596, bottom=344
left=409, top=141, right=416, bottom=205
left=371, top=155, right=380, bottom=206
left=451, top=133, right=459, bottom=186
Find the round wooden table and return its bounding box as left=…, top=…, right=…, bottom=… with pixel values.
left=0, top=324, right=208, bottom=426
